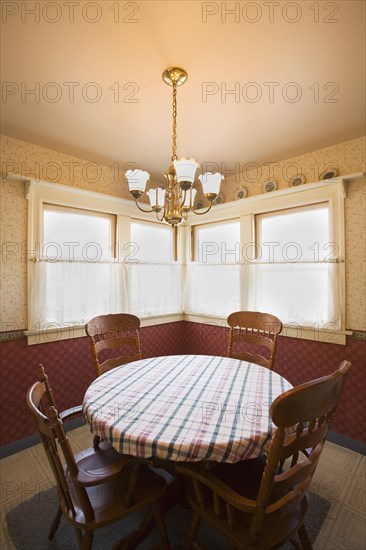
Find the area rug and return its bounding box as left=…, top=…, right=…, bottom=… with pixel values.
left=6, top=487, right=330, bottom=549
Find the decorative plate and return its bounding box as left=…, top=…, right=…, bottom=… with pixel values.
left=320, top=169, right=338, bottom=180
left=290, top=174, right=306, bottom=187
left=215, top=192, right=225, bottom=205
left=235, top=186, right=248, bottom=200
left=262, top=180, right=278, bottom=193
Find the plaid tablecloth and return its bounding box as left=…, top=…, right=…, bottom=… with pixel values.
left=82, top=355, right=292, bottom=463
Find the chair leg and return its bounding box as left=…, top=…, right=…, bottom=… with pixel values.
left=298, top=524, right=313, bottom=550
left=289, top=537, right=303, bottom=550
left=75, top=528, right=83, bottom=546
left=184, top=513, right=201, bottom=550
left=81, top=530, right=94, bottom=550
left=112, top=509, right=155, bottom=550
left=93, top=435, right=101, bottom=449
left=48, top=504, right=62, bottom=539
left=153, top=504, right=170, bottom=550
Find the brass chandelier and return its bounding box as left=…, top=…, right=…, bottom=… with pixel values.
left=125, top=67, right=224, bottom=227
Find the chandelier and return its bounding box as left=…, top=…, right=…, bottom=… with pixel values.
left=125, top=67, right=224, bottom=226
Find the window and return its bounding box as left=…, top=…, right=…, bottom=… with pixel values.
left=256, top=204, right=330, bottom=262
left=26, top=179, right=183, bottom=330
left=184, top=185, right=344, bottom=333
left=194, top=220, right=240, bottom=263
left=185, top=220, right=241, bottom=316
left=130, top=221, right=174, bottom=262
left=127, top=221, right=182, bottom=316
left=247, top=203, right=340, bottom=329
left=32, top=204, right=125, bottom=328
left=43, top=204, right=116, bottom=261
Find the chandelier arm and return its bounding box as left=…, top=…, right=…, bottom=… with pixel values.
left=133, top=198, right=155, bottom=214
left=156, top=206, right=166, bottom=222
left=179, top=189, right=187, bottom=209
left=191, top=199, right=214, bottom=216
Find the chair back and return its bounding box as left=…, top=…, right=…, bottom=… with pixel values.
left=249, top=360, right=351, bottom=542
left=227, top=311, right=282, bottom=370
left=179, top=361, right=351, bottom=549
left=26, top=365, right=95, bottom=522
left=85, top=313, right=142, bottom=377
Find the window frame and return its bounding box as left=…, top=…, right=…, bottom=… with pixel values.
left=25, top=176, right=348, bottom=344
left=184, top=178, right=346, bottom=342
left=25, top=179, right=184, bottom=342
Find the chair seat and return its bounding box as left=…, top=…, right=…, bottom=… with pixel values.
left=65, top=443, right=167, bottom=528
left=73, top=440, right=125, bottom=468
left=207, top=456, right=309, bottom=548
left=211, top=454, right=267, bottom=500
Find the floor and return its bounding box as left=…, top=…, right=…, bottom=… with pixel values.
left=0, top=425, right=365, bottom=550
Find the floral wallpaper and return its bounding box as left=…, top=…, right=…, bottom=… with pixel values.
left=0, top=134, right=130, bottom=199
left=0, top=178, right=28, bottom=332
left=222, top=136, right=365, bottom=200
left=1, top=134, right=365, bottom=331
left=345, top=178, right=366, bottom=330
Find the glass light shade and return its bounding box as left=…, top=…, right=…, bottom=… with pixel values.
left=183, top=188, right=197, bottom=209
left=198, top=172, right=224, bottom=196
left=147, top=187, right=166, bottom=208
left=125, top=169, right=150, bottom=192
left=173, top=158, right=199, bottom=184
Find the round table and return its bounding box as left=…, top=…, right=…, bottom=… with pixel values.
left=82, top=354, right=292, bottom=463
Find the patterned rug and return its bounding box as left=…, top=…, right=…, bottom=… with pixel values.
left=6, top=487, right=330, bottom=549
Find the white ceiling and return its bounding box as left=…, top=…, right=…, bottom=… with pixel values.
left=1, top=0, right=365, bottom=181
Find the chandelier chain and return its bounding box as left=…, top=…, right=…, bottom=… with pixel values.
left=172, top=82, right=177, bottom=161
left=126, top=68, right=222, bottom=227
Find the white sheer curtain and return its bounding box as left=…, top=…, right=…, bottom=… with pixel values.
left=184, top=263, right=241, bottom=317
left=31, top=261, right=128, bottom=328
left=30, top=258, right=341, bottom=330
left=31, top=260, right=182, bottom=328
left=242, top=262, right=341, bottom=329
left=126, top=262, right=183, bottom=317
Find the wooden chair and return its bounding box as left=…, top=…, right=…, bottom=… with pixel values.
left=85, top=313, right=142, bottom=378
left=177, top=360, right=351, bottom=550
left=26, top=365, right=170, bottom=550
left=227, top=311, right=282, bottom=370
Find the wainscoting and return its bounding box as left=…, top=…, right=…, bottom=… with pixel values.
left=0, top=321, right=186, bottom=447
left=183, top=322, right=366, bottom=443
left=0, top=320, right=365, bottom=449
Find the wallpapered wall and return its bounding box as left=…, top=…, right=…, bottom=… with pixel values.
left=0, top=134, right=365, bottom=330
left=0, top=134, right=365, bottom=449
